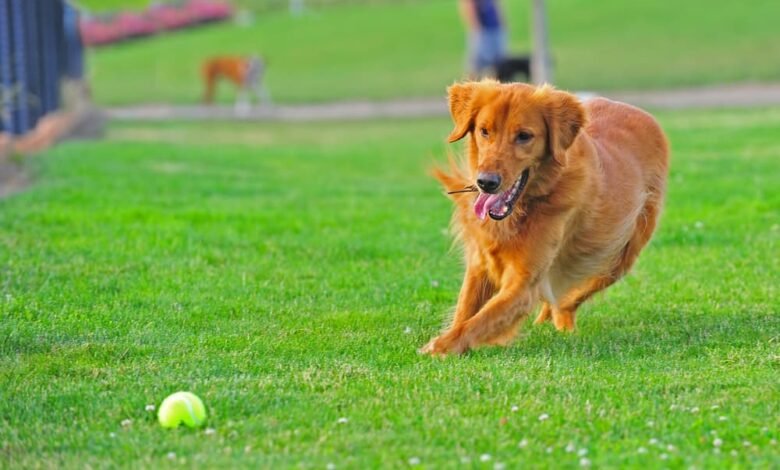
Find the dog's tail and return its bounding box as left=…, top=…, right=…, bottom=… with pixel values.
left=432, top=153, right=470, bottom=192
left=431, top=152, right=474, bottom=200
left=431, top=154, right=473, bottom=247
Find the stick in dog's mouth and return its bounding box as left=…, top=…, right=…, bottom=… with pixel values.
left=447, top=185, right=479, bottom=194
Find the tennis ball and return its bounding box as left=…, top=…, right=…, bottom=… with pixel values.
left=158, top=391, right=207, bottom=429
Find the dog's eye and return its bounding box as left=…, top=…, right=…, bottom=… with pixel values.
left=515, top=131, right=533, bottom=144
left=480, top=128, right=489, bottom=138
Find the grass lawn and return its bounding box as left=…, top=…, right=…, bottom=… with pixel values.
left=85, top=0, right=780, bottom=106
left=1, top=107, right=779, bottom=468
left=77, top=0, right=148, bottom=11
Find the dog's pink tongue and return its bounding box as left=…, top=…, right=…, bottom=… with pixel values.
left=474, top=193, right=501, bottom=220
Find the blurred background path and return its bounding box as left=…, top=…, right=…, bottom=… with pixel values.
left=106, top=82, right=780, bottom=122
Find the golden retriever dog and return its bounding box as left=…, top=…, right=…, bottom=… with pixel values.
left=421, top=80, right=669, bottom=356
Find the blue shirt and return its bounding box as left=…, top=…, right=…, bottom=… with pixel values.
left=474, top=0, right=502, bottom=30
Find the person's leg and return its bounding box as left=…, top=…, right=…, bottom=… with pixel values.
left=466, top=32, right=481, bottom=78
left=495, top=27, right=508, bottom=62
left=473, top=30, right=494, bottom=78
left=484, top=29, right=507, bottom=78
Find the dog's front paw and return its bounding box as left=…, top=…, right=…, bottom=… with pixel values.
left=419, top=332, right=469, bottom=356
left=418, top=336, right=442, bottom=355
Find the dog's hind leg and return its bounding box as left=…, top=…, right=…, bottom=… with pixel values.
left=533, top=276, right=560, bottom=325
left=557, top=200, right=662, bottom=328
left=534, top=302, right=553, bottom=325
left=536, top=303, right=576, bottom=331
left=551, top=306, right=577, bottom=331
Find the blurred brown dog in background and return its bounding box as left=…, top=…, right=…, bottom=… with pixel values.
left=421, top=80, right=669, bottom=356
left=202, top=55, right=270, bottom=113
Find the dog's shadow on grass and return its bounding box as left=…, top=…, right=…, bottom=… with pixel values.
left=468, top=306, right=778, bottom=363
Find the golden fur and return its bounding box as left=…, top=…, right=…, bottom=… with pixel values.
left=420, top=80, right=669, bottom=355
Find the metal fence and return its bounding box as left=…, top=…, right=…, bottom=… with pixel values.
left=0, top=0, right=84, bottom=135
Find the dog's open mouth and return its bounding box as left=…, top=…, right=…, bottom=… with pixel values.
left=474, top=169, right=530, bottom=221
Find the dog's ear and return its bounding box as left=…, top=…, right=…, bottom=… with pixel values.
left=447, top=81, right=501, bottom=143
left=539, top=87, right=586, bottom=165
left=446, top=82, right=478, bottom=142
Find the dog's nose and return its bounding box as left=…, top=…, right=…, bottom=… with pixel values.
left=476, top=172, right=502, bottom=193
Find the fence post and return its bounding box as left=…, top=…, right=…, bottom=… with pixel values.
left=0, top=0, right=87, bottom=139
left=0, top=0, right=13, bottom=134
left=23, top=0, right=43, bottom=128
left=39, top=0, right=61, bottom=116
left=8, top=0, right=31, bottom=134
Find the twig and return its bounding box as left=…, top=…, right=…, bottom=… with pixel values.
left=447, top=185, right=478, bottom=194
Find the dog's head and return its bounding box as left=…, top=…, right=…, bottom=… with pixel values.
left=447, top=80, right=586, bottom=221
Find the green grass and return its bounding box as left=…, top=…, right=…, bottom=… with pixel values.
left=86, top=0, right=780, bottom=106
left=1, top=108, right=779, bottom=468
left=76, top=0, right=148, bottom=12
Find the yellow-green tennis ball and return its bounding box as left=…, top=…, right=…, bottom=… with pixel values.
left=158, top=392, right=207, bottom=429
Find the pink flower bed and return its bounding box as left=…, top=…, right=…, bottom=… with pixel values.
left=80, top=0, right=234, bottom=47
